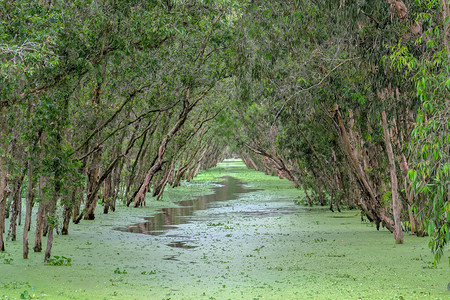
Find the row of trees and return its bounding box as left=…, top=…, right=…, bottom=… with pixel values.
left=0, top=0, right=448, bottom=263
left=0, top=0, right=234, bottom=261
left=227, top=0, right=449, bottom=262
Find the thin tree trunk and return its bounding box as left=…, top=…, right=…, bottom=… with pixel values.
left=44, top=185, right=59, bottom=262
left=0, top=169, right=10, bottom=251
left=34, top=175, right=47, bottom=252
left=186, top=147, right=208, bottom=182
left=156, top=161, right=175, bottom=200
left=62, top=187, right=76, bottom=235
left=330, top=189, right=335, bottom=212
left=72, top=188, right=81, bottom=222
left=103, top=173, right=112, bottom=214
left=62, top=204, right=72, bottom=235
left=441, top=0, right=449, bottom=58
left=110, top=133, right=126, bottom=208
left=187, top=163, right=201, bottom=182
left=382, top=110, right=403, bottom=243
left=331, top=150, right=343, bottom=212
left=84, top=147, right=101, bottom=220
left=133, top=96, right=196, bottom=207
left=8, top=170, right=25, bottom=241
left=303, top=184, right=313, bottom=206
left=110, top=161, right=122, bottom=211
left=246, top=154, right=259, bottom=171
left=23, top=160, right=34, bottom=258
left=240, top=155, right=250, bottom=168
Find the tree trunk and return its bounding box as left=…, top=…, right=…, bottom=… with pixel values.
left=0, top=169, right=10, bottom=251
left=156, top=161, right=175, bottom=200
left=62, top=187, right=76, bottom=235
left=62, top=204, right=72, bottom=235
left=8, top=171, right=25, bottom=241
left=72, top=188, right=81, bottom=222
left=240, top=155, right=250, bottom=168
left=333, top=104, right=395, bottom=231
left=397, top=149, right=417, bottom=234
left=44, top=185, right=59, bottom=262
left=84, top=147, right=101, bottom=220
left=103, top=173, right=112, bottom=214
left=186, top=147, right=208, bottom=182
left=172, top=165, right=188, bottom=187
left=34, top=175, right=47, bottom=252
left=246, top=154, right=259, bottom=171
left=111, top=151, right=125, bottom=210
left=441, top=0, right=449, bottom=58
left=133, top=96, right=195, bottom=207
left=303, top=184, right=313, bottom=206
left=381, top=110, right=403, bottom=243
left=23, top=160, right=34, bottom=258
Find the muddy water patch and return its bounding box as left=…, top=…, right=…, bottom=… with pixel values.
left=115, top=176, right=258, bottom=237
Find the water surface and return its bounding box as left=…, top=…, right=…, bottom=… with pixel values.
left=115, top=176, right=257, bottom=236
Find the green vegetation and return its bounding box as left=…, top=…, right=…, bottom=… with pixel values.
left=0, top=0, right=448, bottom=297
left=46, top=255, right=72, bottom=266
left=0, top=161, right=447, bottom=299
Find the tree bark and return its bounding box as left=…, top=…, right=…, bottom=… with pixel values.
left=8, top=170, right=25, bottom=241
left=441, top=0, right=449, bottom=58
left=156, top=161, right=175, bottom=200
left=0, top=169, right=10, bottom=251
left=303, top=184, right=313, bottom=206
left=103, top=173, right=112, bottom=214
left=34, top=175, right=47, bottom=252
left=381, top=110, right=403, bottom=243
left=246, top=154, right=259, bottom=171
left=333, top=104, right=395, bottom=231
left=44, top=184, right=59, bottom=262
left=23, top=160, right=34, bottom=258
left=62, top=187, right=77, bottom=235
left=133, top=94, right=198, bottom=207
left=84, top=147, right=101, bottom=220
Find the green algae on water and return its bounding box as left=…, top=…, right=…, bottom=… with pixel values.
left=0, top=159, right=448, bottom=299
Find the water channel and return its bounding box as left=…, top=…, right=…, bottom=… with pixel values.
left=115, top=176, right=258, bottom=237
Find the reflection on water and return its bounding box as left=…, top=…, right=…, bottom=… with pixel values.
left=115, top=176, right=257, bottom=236
left=166, top=241, right=198, bottom=249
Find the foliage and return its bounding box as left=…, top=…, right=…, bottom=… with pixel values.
left=114, top=267, right=127, bottom=274
left=46, top=255, right=72, bottom=266
left=386, top=0, right=450, bottom=262
left=0, top=0, right=448, bottom=265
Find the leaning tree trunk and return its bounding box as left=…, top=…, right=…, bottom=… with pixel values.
left=156, top=161, right=175, bottom=200
left=333, top=104, right=395, bottom=231
left=133, top=96, right=195, bottom=208
left=382, top=111, right=404, bottom=243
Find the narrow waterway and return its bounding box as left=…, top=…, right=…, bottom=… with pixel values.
left=115, top=176, right=258, bottom=236
left=0, top=160, right=447, bottom=299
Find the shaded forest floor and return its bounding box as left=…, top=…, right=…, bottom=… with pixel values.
left=1, top=160, right=448, bottom=299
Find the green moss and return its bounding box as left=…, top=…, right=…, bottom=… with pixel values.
left=0, top=159, right=448, bottom=299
